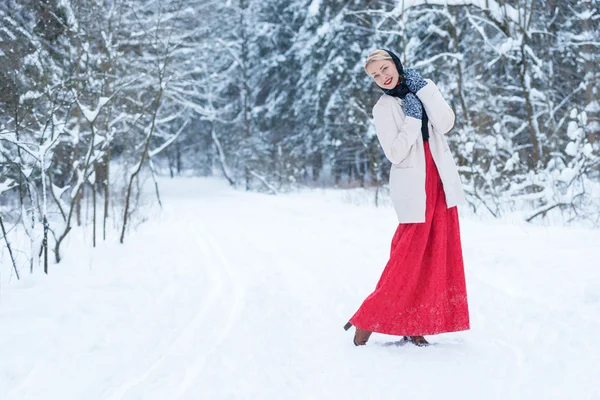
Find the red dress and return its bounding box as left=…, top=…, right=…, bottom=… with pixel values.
left=349, top=141, right=470, bottom=336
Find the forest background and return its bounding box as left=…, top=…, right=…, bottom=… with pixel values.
left=1, top=0, right=598, bottom=276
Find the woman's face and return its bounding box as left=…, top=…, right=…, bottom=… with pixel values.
left=367, top=59, right=399, bottom=90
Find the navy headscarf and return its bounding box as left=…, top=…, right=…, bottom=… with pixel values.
left=379, top=49, right=429, bottom=141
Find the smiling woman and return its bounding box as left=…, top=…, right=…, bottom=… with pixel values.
left=364, top=50, right=402, bottom=90
left=344, top=49, right=470, bottom=348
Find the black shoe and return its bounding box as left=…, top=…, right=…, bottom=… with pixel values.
left=403, top=336, right=430, bottom=347
left=344, top=322, right=371, bottom=346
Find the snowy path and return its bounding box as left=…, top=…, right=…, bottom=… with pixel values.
left=1, top=177, right=599, bottom=399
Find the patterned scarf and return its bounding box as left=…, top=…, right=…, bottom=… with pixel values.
left=379, top=49, right=429, bottom=141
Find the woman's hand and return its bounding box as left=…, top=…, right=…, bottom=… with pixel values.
left=404, top=68, right=427, bottom=93
left=401, top=93, right=423, bottom=120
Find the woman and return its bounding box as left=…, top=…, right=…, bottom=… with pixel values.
left=344, top=49, right=470, bottom=347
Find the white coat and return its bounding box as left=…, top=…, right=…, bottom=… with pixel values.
left=372, top=79, right=466, bottom=224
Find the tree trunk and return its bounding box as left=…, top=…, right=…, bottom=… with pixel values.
left=0, top=215, right=20, bottom=280
left=92, top=168, right=97, bottom=248
left=104, top=141, right=110, bottom=241
left=583, top=2, right=599, bottom=145
left=121, top=87, right=164, bottom=244
left=516, top=25, right=542, bottom=169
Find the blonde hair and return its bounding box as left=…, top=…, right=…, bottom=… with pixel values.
left=364, top=49, right=392, bottom=75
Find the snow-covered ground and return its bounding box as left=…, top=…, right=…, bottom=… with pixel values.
left=1, top=177, right=599, bottom=400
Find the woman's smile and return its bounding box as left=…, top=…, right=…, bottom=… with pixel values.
left=384, top=77, right=392, bottom=86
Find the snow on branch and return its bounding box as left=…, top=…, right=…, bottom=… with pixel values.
left=149, top=120, right=188, bottom=158
left=75, top=96, right=111, bottom=123
left=0, top=178, right=16, bottom=195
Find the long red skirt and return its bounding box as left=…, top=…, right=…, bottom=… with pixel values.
left=349, top=142, right=470, bottom=336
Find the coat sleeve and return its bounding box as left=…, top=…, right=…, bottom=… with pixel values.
left=372, top=102, right=421, bottom=165
left=416, top=79, right=455, bottom=135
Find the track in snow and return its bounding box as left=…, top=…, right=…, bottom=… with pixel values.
left=1, top=177, right=599, bottom=400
